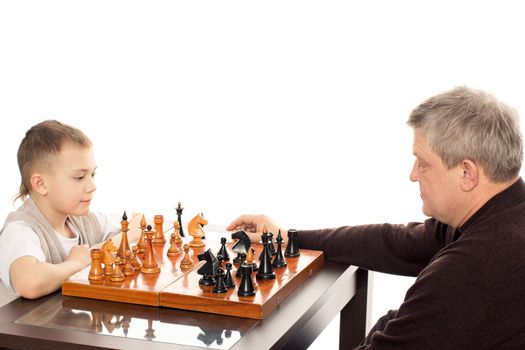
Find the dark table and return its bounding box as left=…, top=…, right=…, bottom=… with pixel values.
left=0, top=263, right=370, bottom=350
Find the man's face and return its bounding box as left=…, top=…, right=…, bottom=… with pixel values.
left=44, top=143, right=97, bottom=217
left=409, top=131, right=462, bottom=225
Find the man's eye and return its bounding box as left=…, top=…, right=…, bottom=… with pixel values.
left=75, top=176, right=85, bottom=181
left=91, top=172, right=96, bottom=178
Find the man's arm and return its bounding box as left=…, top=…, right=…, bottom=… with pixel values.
left=297, top=219, right=451, bottom=277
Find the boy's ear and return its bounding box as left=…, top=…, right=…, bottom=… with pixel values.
left=30, top=173, right=48, bottom=196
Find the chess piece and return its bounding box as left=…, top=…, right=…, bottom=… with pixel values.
left=224, top=263, right=235, bottom=288
left=176, top=202, right=185, bottom=237
left=110, top=263, right=125, bottom=282
left=131, top=246, right=142, bottom=269
left=272, top=230, right=287, bottom=268
left=231, top=229, right=250, bottom=264
left=236, top=253, right=247, bottom=277
left=88, top=248, right=105, bottom=281
left=101, top=239, right=118, bottom=276
left=180, top=244, right=194, bottom=269
left=137, top=215, right=147, bottom=253
left=284, top=229, right=300, bottom=257
left=197, top=249, right=218, bottom=286
left=152, top=215, right=166, bottom=244
left=144, top=319, right=156, bottom=341
left=122, top=250, right=135, bottom=276
left=258, top=227, right=270, bottom=261
left=188, top=213, right=207, bottom=248
left=141, top=225, right=161, bottom=274
left=247, top=247, right=258, bottom=271
left=167, top=233, right=180, bottom=257
left=117, top=211, right=131, bottom=263
left=212, top=268, right=227, bottom=293
left=237, top=263, right=256, bottom=297
left=91, top=311, right=103, bottom=333
left=256, top=232, right=275, bottom=280
left=217, top=254, right=225, bottom=268
left=217, top=237, right=230, bottom=261
left=172, top=221, right=183, bottom=244
left=121, top=316, right=131, bottom=337
left=268, top=232, right=276, bottom=256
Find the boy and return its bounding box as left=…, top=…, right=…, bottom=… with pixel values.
left=0, top=120, right=140, bottom=307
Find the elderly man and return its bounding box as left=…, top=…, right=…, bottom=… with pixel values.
left=227, top=86, right=525, bottom=349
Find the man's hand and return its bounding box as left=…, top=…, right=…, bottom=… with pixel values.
left=226, top=214, right=286, bottom=243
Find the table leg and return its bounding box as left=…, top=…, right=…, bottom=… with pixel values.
left=339, top=269, right=371, bottom=349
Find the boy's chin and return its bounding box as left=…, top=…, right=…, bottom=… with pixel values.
left=74, top=206, right=91, bottom=216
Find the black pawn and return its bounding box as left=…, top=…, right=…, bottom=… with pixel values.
left=217, top=255, right=224, bottom=268
left=212, top=268, right=227, bottom=293
left=258, top=233, right=270, bottom=261
left=224, top=263, right=235, bottom=288
left=217, top=237, right=230, bottom=261
left=233, top=252, right=243, bottom=265
left=237, top=264, right=255, bottom=297
left=236, top=253, right=247, bottom=277
left=256, top=234, right=275, bottom=280
left=272, top=230, right=287, bottom=268
left=284, top=229, right=300, bottom=257
left=268, top=232, right=276, bottom=256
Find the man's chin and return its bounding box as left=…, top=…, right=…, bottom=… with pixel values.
left=421, top=206, right=432, bottom=217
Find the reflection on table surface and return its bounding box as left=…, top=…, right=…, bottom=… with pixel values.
left=15, top=294, right=259, bottom=349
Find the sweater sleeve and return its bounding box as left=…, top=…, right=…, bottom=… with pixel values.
left=297, top=218, right=451, bottom=277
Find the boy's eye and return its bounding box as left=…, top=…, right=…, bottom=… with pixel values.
left=75, top=176, right=84, bottom=181
left=91, top=172, right=96, bottom=178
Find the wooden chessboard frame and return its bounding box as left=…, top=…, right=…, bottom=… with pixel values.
left=62, top=237, right=324, bottom=319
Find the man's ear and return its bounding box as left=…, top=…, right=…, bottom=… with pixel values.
left=460, top=159, right=479, bottom=192
left=30, top=173, right=48, bottom=196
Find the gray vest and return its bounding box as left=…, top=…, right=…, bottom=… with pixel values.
left=0, top=198, right=103, bottom=308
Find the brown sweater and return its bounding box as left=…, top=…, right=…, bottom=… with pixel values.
left=298, top=178, right=525, bottom=349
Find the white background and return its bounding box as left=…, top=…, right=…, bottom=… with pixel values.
left=1, top=1, right=524, bottom=348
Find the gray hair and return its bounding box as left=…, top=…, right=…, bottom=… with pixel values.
left=407, top=86, right=523, bottom=183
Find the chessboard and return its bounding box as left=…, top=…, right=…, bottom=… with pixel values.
left=62, top=213, right=324, bottom=319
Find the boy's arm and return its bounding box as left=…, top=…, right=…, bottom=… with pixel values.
left=9, top=244, right=90, bottom=299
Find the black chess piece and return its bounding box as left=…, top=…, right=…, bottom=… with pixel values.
left=237, top=263, right=255, bottom=297
left=212, top=268, right=228, bottom=293
left=236, top=253, right=247, bottom=277
left=197, top=327, right=224, bottom=347
left=217, top=237, right=230, bottom=260
left=268, top=232, right=276, bottom=256
left=256, top=233, right=275, bottom=280
left=258, top=232, right=270, bottom=261
left=176, top=202, right=185, bottom=237
left=233, top=252, right=243, bottom=265
left=284, top=229, right=300, bottom=257
left=224, top=263, right=235, bottom=288
left=231, top=229, right=250, bottom=264
left=272, top=230, right=287, bottom=268
left=217, top=255, right=224, bottom=268
left=197, top=249, right=218, bottom=286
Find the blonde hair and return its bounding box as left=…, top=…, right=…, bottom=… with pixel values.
left=407, top=86, right=522, bottom=183
left=16, top=120, right=92, bottom=202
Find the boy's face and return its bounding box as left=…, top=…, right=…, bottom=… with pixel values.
left=43, top=143, right=97, bottom=217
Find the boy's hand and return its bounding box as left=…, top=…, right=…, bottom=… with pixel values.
left=66, top=244, right=91, bottom=270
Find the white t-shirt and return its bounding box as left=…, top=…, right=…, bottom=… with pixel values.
left=0, top=212, right=121, bottom=294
